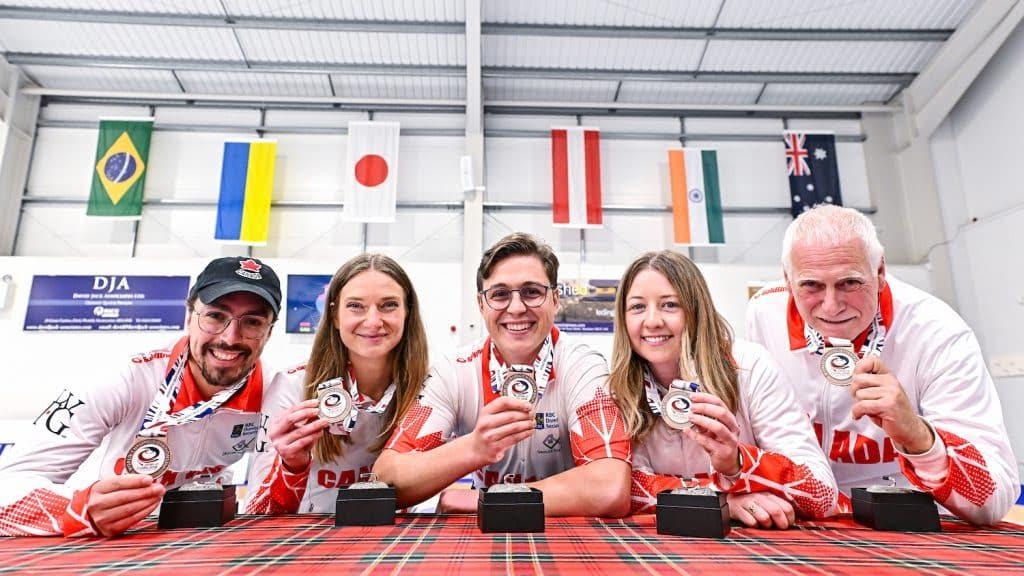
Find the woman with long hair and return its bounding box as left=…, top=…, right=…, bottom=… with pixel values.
left=246, top=254, right=428, bottom=514
left=610, top=250, right=837, bottom=528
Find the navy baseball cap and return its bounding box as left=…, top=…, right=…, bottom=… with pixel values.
left=188, top=256, right=281, bottom=316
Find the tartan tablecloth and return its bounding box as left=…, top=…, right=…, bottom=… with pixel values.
left=1, top=514, right=1022, bottom=575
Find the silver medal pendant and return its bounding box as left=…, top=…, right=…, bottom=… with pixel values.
left=500, top=370, right=538, bottom=404
left=661, top=388, right=694, bottom=430
left=125, top=436, right=171, bottom=478
left=317, top=384, right=355, bottom=424
left=821, top=346, right=858, bottom=386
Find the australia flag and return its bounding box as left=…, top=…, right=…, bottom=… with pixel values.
left=784, top=132, right=842, bottom=218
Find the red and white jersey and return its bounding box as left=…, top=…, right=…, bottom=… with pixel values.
left=385, top=337, right=631, bottom=487
left=746, top=276, right=1019, bottom=525
left=631, top=339, right=838, bottom=517
left=245, top=365, right=384, bottom=515
left=0, top=337, right=268, bottom=537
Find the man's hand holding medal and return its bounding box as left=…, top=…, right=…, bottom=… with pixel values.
left=850, top=355, right=935, bottom=455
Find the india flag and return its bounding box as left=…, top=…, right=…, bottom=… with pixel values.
left=668, top=148, right=725, bottom=245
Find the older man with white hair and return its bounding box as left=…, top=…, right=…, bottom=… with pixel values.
left=746, top=204, right=1018, bottom=525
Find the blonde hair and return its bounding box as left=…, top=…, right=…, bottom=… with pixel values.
left=305, top=254, right=429, bottom=461
left=609, top=251, right=738, bottom=440
left=782, top=204, right=884, bottom=275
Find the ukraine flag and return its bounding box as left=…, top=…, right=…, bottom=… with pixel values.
left=87, top=118, right=153, bottom=218
left=215, top=140, right=277, bottom=245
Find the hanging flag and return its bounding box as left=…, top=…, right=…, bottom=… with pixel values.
left=668, top=148, right=725, bottom=245
left=87, top=118, right=154, bottom=218
left=551, top=127, right=602, bottom=228
left=784, top=131, right=843, bottom=218
left=344, top=121, right=400, bottom=222
left=215, top=140, right=277, bottom=245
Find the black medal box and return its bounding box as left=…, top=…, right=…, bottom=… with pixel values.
left=851, top=487, right=941, bottom=532
left=335, top=485, right=397, bottom=526
left=477, top=487, right=545, bottom=533
left=656, top=489, right=731, bottom=538
left=158, top=485, right=236, bottom=529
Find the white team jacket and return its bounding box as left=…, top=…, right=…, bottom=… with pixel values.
left=0, top=338, right=269, bottom=536
left=244, top=364, right=386, bottom=515
left=631, top=339, right=838, bottom=517
left=746, top=276, right=1019, bottom=525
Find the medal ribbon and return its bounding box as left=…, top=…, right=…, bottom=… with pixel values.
left=137, top=338, right=251, bottom=438
left=804, top=308, right=887, bottom=358
left=317, top=368, right=397, bottom=435
left=642, top=366, right=699, bottom=416
left=487, top=330, right=557, bottom=402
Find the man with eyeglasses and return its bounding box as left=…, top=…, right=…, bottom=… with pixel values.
left=375, top=233, right=632, bottom=517
left=0, top=256, right=281, bottom=537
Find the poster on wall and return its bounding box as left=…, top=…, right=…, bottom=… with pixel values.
left=286, top=274, right=332, bottom=334
left=554, top=279, right=618, bottom=333
left=23, top=275, right=189, bottom=331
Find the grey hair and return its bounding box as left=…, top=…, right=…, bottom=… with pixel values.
left=781, top=204, right=884, bottom=275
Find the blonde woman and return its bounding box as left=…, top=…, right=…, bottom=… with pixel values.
left=246, top=254, right=428, bottom=514
left=611, top=251, right=837, bottom=528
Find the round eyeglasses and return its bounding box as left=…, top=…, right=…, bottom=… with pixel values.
left=479, top=283, right=553, bottom=311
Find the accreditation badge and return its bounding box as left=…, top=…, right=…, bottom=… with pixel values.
left=821, top=344, right=858, bottom=387
left=125, top=436, right=171, bottom=478
left=500, top=369, right=538, bottom=404
left=317, top=383, right=355, bottom=424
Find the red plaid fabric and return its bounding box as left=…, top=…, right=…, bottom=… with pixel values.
left=1, top=514, right=1021, bottom=574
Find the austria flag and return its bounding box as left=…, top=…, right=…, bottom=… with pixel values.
left=344, top=121, right=400, bottom=222
left=551, top=127, right=602, bottom=228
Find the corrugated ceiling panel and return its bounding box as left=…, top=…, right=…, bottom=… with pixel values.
left=237, top=29, right=464, bottom=65
left=759, top=83, right=901, bottom=105
left=225, top=0, right=464, bottom=22
left=617, top=81, right=763, bottom=105
left=718, top=0, right=976, bottom=29
left=484, top=78, right=618, bottom=101
left=1, top=0, right=223, bottom=14
left=177, top=71, right=332, bottom=97
left=701, top=40, right=941, bottom=72
left=483, top=0, right=720, bottom=27
left=330, top=75, right=465, bottom=100
left=0, top=20, right=242, bottom=59
left=485, top=36, right=705, bottom=70
left=22, top=65, right=181, bottom=92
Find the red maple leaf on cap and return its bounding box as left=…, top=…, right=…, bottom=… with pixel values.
left=239, top=259, right=262, bottom=272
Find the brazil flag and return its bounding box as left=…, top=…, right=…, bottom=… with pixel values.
left=87, top=118, right=154, bottom=218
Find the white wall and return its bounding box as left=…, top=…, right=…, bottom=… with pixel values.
left=930, top=19, right=1024, bottom=480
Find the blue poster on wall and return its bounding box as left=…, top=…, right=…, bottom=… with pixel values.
left=23, top=275, right=190, bottom=331
left=286, top=274, right=332, bottom=334
left=554, top=278, right=618, bottom=333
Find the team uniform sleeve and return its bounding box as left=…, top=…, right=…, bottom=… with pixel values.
left=384, top=358, right=458, bottom=453
left=244, top=369, right=309, bottom=516
left=898, top=329, right=1019, bottom=525
left=0, top=365, right=132, bottom=537
left=714, top=344, right=838, bottom=519
left=561, top=343, right=631, bottom=466
left=627, top=444, right=688, bottom=514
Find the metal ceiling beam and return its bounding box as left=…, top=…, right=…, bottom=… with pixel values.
left=5, top=54, right=914, bottom=85
left=0, top=6, right=953, bottom=41
left=5, top=53, right=464, bottom=77
left=482, top=23, right=953, bottom=42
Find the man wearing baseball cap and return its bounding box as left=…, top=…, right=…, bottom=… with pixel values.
left=0, top=257, right=281, bottom=537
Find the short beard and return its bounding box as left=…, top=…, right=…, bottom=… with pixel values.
left=197, top=345, right=253, bottom=388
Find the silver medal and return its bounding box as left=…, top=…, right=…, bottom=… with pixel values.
left=661, top=388, right=694, bottom=430
left=500, top=370, right=538, bottom=404
left=317, top=384, right=354, bottom=424
left=821, top=345, right=858, bottom=386
left=125, top=436, right=171, bottom=478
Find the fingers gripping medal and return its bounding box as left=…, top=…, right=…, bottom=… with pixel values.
left=125, top=436, right=171, bottom=478
left=821, top=337, right=858, bottom=387
left=499, top=368, right=539, bottom=405
left=317, top=377, right=355, bottom=434
left=661, top=380, right=700, bottom=430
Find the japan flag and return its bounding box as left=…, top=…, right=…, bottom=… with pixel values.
left=344, top=121, right=400, bottom=222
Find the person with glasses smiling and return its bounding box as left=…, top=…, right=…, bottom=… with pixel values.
left=374, top=233, right=632, bottom=517
left=0, top=256, right=281, bottom=537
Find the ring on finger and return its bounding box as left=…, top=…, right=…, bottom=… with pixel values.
left=746, top=503, right=759, bottom=516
